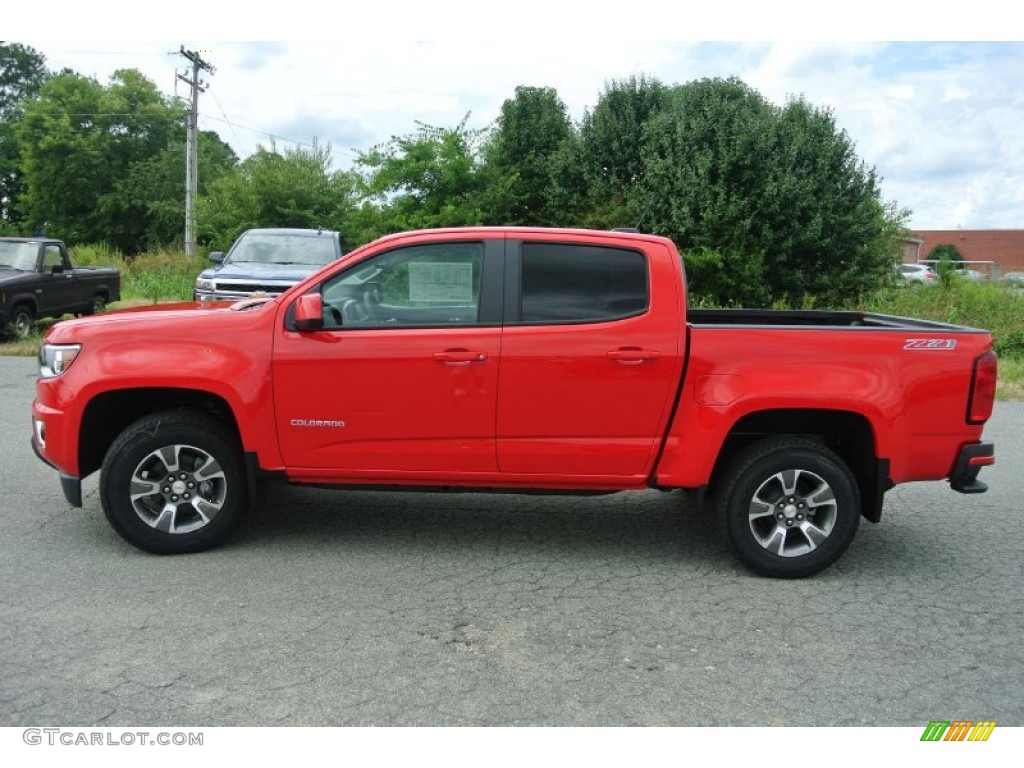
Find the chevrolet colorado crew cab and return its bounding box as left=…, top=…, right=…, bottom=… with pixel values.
left=1, top=237, right=120, bottom=338
left=31, top=227, right=997, bottom=577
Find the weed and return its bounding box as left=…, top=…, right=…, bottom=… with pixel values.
left=70, top=243, right=205, bottom=303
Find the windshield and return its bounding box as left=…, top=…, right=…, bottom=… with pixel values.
left=226, top=233, right=337, bottom=267
left=0, top=241, right=39, bottom=271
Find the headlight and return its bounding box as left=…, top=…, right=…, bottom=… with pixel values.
left=39, top=343, right=82, bottom=378
left=195, top=278, right=215, bottom=291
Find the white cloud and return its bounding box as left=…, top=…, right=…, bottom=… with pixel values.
left=14, top=38, right=1024, bottom=230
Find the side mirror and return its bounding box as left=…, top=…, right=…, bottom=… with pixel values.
left=50, top=264, right=65, bottom=274
left=208, top=251, right=224, bottom=263
left=293, top=292, right=324, bottom=332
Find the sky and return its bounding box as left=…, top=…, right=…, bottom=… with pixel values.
left=11, top=3, right=1024, bottom=232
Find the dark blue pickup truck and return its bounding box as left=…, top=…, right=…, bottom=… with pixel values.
left=193, top=228, right=343, bottom=302
left=0, top=237, right=120, bottom=339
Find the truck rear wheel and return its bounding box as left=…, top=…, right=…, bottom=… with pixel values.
left=99, top=411, right=247, bottom=554
left=83, top=293, right=107, bottom=316
left=717, top=437, right=860, bottom=578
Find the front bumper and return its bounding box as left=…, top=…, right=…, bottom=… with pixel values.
left=31, top=435, right=82, bottom=507
left=949, top=442, right=994, bottom=494
left=32, top=389, right=84, bottom=507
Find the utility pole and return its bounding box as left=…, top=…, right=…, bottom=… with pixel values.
left=176, top=47, right=214, bottom=260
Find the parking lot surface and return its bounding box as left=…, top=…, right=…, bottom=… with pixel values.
left=1, top=356, right=1021, bottom=726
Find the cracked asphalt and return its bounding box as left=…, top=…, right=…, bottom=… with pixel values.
left=1, top=355, right=1021, bottom=726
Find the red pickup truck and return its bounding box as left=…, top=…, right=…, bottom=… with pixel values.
left=31, top=227, right=997, bottom=577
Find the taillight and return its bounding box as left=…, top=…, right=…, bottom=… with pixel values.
left=967, top=351, right=997, bottom=424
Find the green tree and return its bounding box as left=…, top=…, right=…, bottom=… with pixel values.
left=355, top=116, right=508, bottom=240
left=0, top=43, right=49, bottom=228
left=17, top=72, right=112, bottom=242
left=116, top=129, right=237, bottom=249
left=197, top=141, right=354, bottom=251
left=17, top=68, right=181, bottom=251
left=928, top=243, right=963, bottom=262
left=636, top=78, right=906, bottom=306
left=574, top=74, right=670, bottom=227
left=484, top=86, right=572, bottom=225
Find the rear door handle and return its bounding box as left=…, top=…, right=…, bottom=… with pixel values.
left=607, top=348, right=660, bottom=364
left=434, top=349, right=488, bottom=365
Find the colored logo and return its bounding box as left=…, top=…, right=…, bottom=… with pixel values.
left=920, top=720, right=997, bottom=742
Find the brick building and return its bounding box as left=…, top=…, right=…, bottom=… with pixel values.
left=903, top=230, right=1024, bottom=277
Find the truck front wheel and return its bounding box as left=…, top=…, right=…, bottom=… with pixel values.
left=717, top=437, right=860, bottom=578
left=7, top=304, right=34, bottom=339
left=99, top=411, right=247, bottom=554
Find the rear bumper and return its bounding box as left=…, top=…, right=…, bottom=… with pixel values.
left=949, top=442, right=994, bottom=494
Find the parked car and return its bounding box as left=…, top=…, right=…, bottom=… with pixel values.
left=956, top=268, right=985, bottom=282
left=0, top=237, right=120, bottom=339
left=1000, top=271, right=1024, bottom=286
left=194, top=228, right=343, bottom=301
left=896, top=263, right=937, bottom=285
left=33, top=226, right=996, bottom=578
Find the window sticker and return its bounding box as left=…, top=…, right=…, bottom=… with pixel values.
left=408, top=262, right=474, bottom=303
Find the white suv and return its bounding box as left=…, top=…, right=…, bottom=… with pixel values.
left=897, top=263, right=938, bottom=285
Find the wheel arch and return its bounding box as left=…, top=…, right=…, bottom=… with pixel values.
left=8, top=292, right=38, bottom=313
left=8, top=297, right=37, bottom=319
left=78, top=388, right=243, bottom=480
left=708, top=408, right=890, bottom=523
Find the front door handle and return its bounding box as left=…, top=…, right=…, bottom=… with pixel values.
left=607, top=348, right=660, bottom=364
left=434, top=349, right=488, bottom=365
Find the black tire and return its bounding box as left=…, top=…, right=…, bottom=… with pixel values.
left=83, top=293, right=107, bottom=316
left=6, top=304, right=34, bottom=339
left=99, top=410, right=247, bottom=554
left=716, top=437, right=861, bottom=578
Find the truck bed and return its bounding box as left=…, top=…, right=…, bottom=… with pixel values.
left=687, top=308, right=987, bottom=332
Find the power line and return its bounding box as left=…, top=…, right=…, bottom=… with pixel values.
left=205, top=88, right=242, bottom=149
left=197, top=113, right=359, bottom=160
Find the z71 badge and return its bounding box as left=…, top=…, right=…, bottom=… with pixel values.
left=904, top=338, right=958, bottom=350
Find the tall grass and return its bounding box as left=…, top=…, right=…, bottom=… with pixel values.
left=861, top=280, right=1024, bottom=361
left=996, top=358, right=1024, bottom=401
left=71, top=244, right=204, bottom=304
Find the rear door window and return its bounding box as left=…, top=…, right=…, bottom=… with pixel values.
left=518, top=243, right=648, bottom=323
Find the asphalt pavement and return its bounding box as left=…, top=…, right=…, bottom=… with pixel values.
left=1, top=355, right=1021, bottom=726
